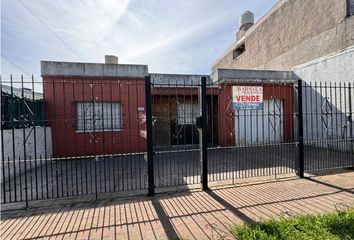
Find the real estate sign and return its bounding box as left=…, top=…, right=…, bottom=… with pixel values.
left=232, top=86, right=263, bottom=110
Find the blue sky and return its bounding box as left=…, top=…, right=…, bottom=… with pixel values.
left=1, top=0, right=277, bottom=78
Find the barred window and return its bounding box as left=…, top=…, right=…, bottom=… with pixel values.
left=177, top=103, right=199, bottom=125
left=76, top=102, right=122, bottom=131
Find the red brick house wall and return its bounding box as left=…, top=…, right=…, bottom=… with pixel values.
left=218, top=83, right=295, bottom=146
left=44, top=77, right=146, bottom=158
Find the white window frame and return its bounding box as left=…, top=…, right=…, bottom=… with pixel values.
left=177, top=103, right=200, bottom=125
left=75, top=102, right=123, bottom=132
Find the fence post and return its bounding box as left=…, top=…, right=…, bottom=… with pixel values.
left=1, top=86, right=5, bottom=203
left=199, top=77, right=208, bottom=190
left=296, top=79, right=305, bottom=178
left=145, top=76, right=155, bottom=196
left=21, top=75, right=29, bottom=207
left=348, top=83, right=353, bottom=167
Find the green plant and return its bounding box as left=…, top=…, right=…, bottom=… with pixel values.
left=231, top=208, right=354, bottom=240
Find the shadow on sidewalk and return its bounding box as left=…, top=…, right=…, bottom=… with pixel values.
left=305, top=177, right=354, bottom=194
left=151, top=198, right=179, bottom=240
left=206, top=189, right=255, bottom=224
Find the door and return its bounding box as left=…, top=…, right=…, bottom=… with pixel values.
left=172, top=103, right=199, bottom=145
left=235, top=99, right=284, bottom=144
left=152, top=103, right=171, bottom=146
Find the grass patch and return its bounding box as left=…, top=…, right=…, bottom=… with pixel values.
left=232, top=208, right=354, bottom=240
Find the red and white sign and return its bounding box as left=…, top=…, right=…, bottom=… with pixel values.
left=232, top=86, right=263, bottom=110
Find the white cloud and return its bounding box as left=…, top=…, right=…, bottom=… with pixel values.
left=1, top=0, right=277, bottom=77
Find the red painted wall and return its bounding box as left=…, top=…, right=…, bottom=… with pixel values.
left=218, top=83, right=295, bottom=146
left=44, top=77, right=295, bottom=157
left=44, top=77, right=147, bottom=158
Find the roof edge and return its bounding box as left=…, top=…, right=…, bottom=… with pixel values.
left=41, top=61, right=148, bottom=78
left=212, top=68, right=295, bottom=82
left=211, top=0, right=288, bottom=68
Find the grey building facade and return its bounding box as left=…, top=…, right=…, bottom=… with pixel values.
left=212, top=0, right=354, bottom=72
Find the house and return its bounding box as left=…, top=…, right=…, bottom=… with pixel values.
left=41, top=59, right=148, bottom=157
left=40, top=0, right=354, bottom=158
left=41, top=58, right=297, bottom=158
left=41, top=59, right=222, bottom=157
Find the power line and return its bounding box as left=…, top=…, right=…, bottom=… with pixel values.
left=17, top=0, right=82, bottom=61
left=2, top=57, right=32, bottom=77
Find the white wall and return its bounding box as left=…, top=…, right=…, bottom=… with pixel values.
left=293, top=46, right=354, bottom=84
left=2, top=126, right=52, bottom=180
left=293, top=47, right=354, bottom=151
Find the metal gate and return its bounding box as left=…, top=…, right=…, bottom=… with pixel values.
left=301, top=81, right=354, bottom=172
left=148, top=75, right=205, bottom=192
left=1, top=75, right=353, bottom=205
left=205, top=79, right=298, bottom=186
left=1, top=76, right=149, bottom=205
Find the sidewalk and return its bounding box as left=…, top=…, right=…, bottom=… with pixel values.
left=1, top=171, right=353, bottom=240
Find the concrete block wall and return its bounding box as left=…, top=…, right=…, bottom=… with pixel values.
left=2, top=127, right=53, bottom=180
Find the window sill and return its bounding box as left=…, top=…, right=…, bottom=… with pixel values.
left=75, top=128, right=123, bottom=133
left=233, top=55, right=243, bottom=61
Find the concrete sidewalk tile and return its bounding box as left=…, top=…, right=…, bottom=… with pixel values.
left=1, top=171, right=353, bottom=240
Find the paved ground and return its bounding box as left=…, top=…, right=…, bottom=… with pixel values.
left=1, top=171, right=353, bottom=240
left=2, top=144, right=352, bottom=203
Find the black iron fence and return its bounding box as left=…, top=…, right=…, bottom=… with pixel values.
left=1, top=76, right=148, bottom=206
left=1, top=75, right=353, bottom=205
left=302, top=81, right=354, bottom=171
left=206, top=79, right=298, bottom=186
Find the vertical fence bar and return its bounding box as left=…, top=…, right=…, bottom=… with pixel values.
left=348, top=83, right=353, bottom=167
left=31, top=75, right=38, bottom=200
left=43, top=78, right=49, bottom=199
left=21, top=75, right=29, bottom=207
left=297, top=79, right=305, bottom=178
left=91, top=79, right=98, bottom=200
left=145, top=76, right=155, bottom=196
left=100, top=80, right=106, bottom=193
left=199, top=77, right=208, bottom=190
left=1, top=82, right=6, bottom=202
left=11, top=75, right=17, bottom=201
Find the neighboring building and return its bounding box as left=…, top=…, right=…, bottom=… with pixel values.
left=1, top=85, right=44, bottom=129
left=1, top=85, right=52, bottom=180
left=212, top=0, right=354, bottom=71
left=1, top=84, right=43, bottom=100
left=211, top=0, right=354, bottom=149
